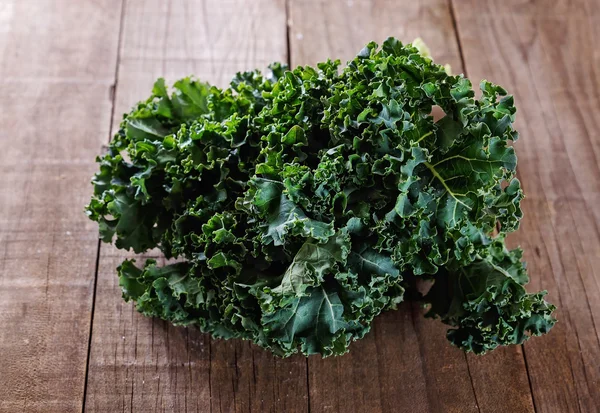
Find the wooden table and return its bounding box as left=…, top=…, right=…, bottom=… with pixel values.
left=1, top=1, right=599, bottom=412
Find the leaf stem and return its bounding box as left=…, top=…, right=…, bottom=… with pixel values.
left=415, top=130, right=433, bottom=144
left=423, top=162, right=471, bottom=209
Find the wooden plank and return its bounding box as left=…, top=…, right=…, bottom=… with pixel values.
left=290, top=1, right=536, bottom=412
left=289, top=1, right=472, bottom=412
left=0, top=1, right=122, bottom=412
left=0, top=0, right=120, bottom=81
left=84, top=251, right=213, bottom=413
left=288, top=0, right=462, bottom=72
left=306, top=307, right=421, bottom=413
left=453, top=1, right=600, bottom=412
left=84, top=1, right=310, bottom=412
left=465, top=347, right=535, bottom=413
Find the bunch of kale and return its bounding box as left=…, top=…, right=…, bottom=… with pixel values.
left=87, top=38, right=555, bottom=357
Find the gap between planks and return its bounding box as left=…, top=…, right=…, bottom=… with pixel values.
left=81, top=1, right=128, bottom=412
left=445, top=4, right=486, bottom=411
left=284, top=1, right=312, bottom=411
left=82, top=1, right=299, bottom=412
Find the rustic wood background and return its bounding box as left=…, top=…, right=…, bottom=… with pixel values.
left=1, top=0, right=599, bottom=412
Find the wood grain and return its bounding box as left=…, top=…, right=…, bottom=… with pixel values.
left=453, top=1, right=600, bottom=412
left=2, top=0, right=597, bottom=411
left=0, top=0, right=121, bottom=80
left=0, top=1, right=122, bottom=412
left=84, top=1, right=309, bottom=412
left=84, top=251, right=213, bottom=413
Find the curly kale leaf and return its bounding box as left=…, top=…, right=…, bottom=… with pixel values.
left=87, top=38, right=555, bottom=357
left=423, top=240, right=556, bottom=353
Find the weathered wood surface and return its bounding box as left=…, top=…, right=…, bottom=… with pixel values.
left=0, top=1, right=122, bottom=412
left=453, top=2, right=600, bottom=412
left=1, top=0, right=598, bottom=412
